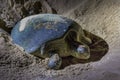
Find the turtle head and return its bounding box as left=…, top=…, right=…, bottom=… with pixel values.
left=71, top=41, right=90, bottom=59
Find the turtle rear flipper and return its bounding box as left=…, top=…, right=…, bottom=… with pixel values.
left=48, top=54, right=62, bottom=69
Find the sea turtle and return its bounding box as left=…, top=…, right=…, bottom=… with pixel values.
left=11, top=14, right=92, bottom=69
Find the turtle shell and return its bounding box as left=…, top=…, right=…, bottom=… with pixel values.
left=11, top=14, right=73, bottom=53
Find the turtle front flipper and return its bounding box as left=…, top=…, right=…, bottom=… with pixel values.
left=80, top=36, right=92, bottom=45
left=67, top=22, right=92, bottom=45
left=48, top=53, right=62, bottom=69
left=75, top=28, right=92, bottom=45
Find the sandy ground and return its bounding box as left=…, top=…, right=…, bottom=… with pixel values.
left=0, top=0, right=120, bottom=80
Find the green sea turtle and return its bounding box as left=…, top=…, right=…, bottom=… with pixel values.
left=11, top=14, right=92, bottom=69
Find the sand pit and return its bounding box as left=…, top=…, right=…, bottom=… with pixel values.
left=0, top=0, right=120, bottom=80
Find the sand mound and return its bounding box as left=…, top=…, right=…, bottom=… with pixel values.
left=0, top=0, right=120, bottom=80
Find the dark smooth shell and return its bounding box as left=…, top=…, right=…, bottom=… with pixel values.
left=11, top=14, right=73, bottom=53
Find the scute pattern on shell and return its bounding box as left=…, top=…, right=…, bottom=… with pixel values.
left=11, top=14, right=73, bottom=53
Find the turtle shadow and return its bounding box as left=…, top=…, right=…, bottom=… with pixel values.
left=61, top=30, right=109, bottom=69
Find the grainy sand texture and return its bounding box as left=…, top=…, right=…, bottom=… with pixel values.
left=0, top=0, right=120, bottom=80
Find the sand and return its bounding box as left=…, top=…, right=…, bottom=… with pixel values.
left=0, top=0, right=120, bottom=80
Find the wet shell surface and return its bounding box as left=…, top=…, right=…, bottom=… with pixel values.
left=11, top=14, right=73, bottom=53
